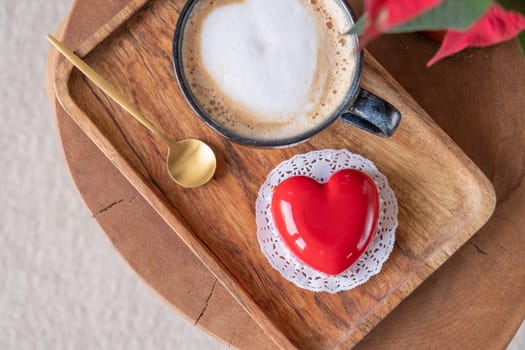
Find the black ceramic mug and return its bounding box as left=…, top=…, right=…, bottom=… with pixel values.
left=172, top=0, right=401, bottom=148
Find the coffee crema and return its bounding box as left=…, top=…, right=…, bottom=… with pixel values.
left=181, top=0, right=357, bottom=141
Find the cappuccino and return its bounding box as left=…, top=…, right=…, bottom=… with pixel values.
left=181, top=0, right=357, bottom=141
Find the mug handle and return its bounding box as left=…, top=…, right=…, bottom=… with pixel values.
left=340, top=88, right=401, bottom=137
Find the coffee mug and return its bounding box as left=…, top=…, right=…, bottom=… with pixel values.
left=172, top=0, right=401, bottom=147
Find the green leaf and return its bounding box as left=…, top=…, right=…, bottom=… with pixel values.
left=519, top=30, right=525, bottom=55
left=388, top=0, right=493, bottom=33
left=497, top=0, right=525, bottom=16
left=344, top=15, right=367, bottom=36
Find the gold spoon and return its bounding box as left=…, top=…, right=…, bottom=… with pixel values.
left=48, top=35, right=216, bottom=188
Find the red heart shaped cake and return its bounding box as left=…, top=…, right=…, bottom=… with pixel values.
left=271, top=169, right=379, bottom=275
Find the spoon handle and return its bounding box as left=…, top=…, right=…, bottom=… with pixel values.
left=47, top=35, right=171, bottom=145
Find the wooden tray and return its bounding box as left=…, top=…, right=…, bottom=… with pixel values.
left=53, top=0, right=496, bottom=348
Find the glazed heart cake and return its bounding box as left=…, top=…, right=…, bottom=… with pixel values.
left=271, top=169, right=380, bottom=275
left=255, top=149, right=398, bottom=293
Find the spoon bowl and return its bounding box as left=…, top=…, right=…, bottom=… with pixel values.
left=167, top=139, right=216, bottom=188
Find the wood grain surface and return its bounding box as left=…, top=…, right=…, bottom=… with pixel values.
left=45, top=0, right=525, bottom=349
left=50, top=0, right=496, bottom=348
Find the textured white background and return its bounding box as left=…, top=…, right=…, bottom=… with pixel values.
left=0, top=0, right=225, bottom=348
left=0, top=0, right=522, bottom=349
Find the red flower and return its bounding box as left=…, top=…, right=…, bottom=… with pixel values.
left=428, top=5, right=525, bottom=66
left=361, top=0, right=443, bottom=44
left=359, top=0, right=525, bottom=66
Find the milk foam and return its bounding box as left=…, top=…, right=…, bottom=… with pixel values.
left=201, top=0, right=318, bottom=119
left=182, top=0, right=357, bottom=140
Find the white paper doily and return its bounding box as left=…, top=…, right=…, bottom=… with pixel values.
left=255, top=149, right=398, bottom=294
